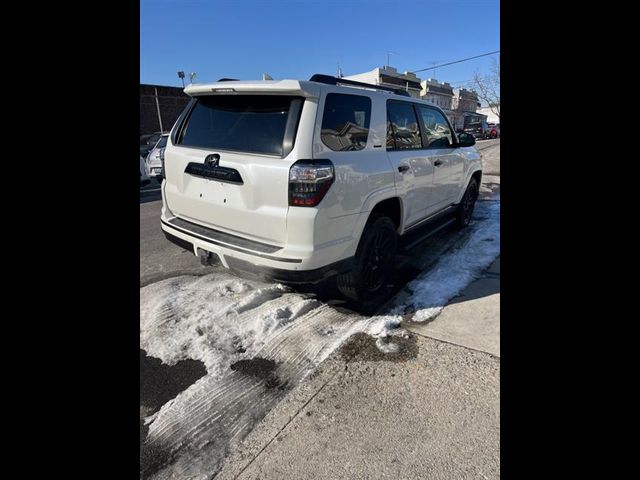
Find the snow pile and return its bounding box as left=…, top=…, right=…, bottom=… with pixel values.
left=140, top=276, right=402, bottom=380
left=391, top=199, right=500, bottom=322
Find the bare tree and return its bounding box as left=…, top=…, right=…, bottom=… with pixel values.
left=473, top=59, right=500, bottom=120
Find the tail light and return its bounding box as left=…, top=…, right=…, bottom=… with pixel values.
left=288, top=159, right=334, bottom=207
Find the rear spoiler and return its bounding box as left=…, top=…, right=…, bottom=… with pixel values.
left=184, top=80, right=321, bottom=98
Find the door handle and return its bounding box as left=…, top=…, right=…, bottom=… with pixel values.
left=434, top=159, right=443, bottom=167
left=398, top=164, right=410, bottom=173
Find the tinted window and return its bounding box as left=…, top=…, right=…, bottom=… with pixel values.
left=321, top=93, right=371, bottom=151
left=178, top=95, right=300, bottom=156
left=387, top=102, right=422, bottom=150
left=417, top=106, right=453, bottom=148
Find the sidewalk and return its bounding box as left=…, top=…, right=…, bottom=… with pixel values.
left=217, top=257, right=500, bottom=480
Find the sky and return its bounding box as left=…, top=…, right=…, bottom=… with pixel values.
left=140, top=0, right=499, bottom=90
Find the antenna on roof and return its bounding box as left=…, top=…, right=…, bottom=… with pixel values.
left=337, top=62, right=344, bottom=78
left=263, top=73, right=273, bottom=80
left=386, top=51, right=397, bottom=68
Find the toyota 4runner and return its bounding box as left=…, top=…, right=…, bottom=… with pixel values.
left=160, top=74, right=482, bottom=302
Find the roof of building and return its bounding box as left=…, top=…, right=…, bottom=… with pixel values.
left=424, top=85, right=454, bottom=95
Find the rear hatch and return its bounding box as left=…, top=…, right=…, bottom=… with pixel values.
left=163, top=81, right=317, bottom=246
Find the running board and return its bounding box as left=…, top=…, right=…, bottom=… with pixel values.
left=403, top=205, right=457, bottom=233
left=400, top=217, right=456, bottom=252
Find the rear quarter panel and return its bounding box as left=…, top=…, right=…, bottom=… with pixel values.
left=454, top=145, right=483, bottom=203
left=311, top=88, right=396, bottom=220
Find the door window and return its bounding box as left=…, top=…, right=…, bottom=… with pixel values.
left=417, top=106, right=453, bottom=148
left=387, top=102, right=423, bottom=150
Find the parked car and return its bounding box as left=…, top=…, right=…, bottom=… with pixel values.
left=463, top=121, right=490, bottom=140
left=487, top=123, right=500, bottom=138
left=140, top=155, right=150, bottom=187
left=140, top=132, right=165, bottom=158
left=160, top=74, right=482, bottom=303
left=145, top=133, right=169, bottom=181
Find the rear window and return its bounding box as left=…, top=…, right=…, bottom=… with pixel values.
left=177, top=95, right=302, bottom=156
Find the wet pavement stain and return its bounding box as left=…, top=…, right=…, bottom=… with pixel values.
left=230, top=357, right=286, bottom=389
left=140, top=349, right=207, bottom=444
left=339, top=332, right=419, bottom=363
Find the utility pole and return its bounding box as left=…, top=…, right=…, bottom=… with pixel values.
left=154, top=87, right=164, bottom=133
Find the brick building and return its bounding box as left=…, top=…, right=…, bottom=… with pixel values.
left=140, top=84, right=190, bottom=135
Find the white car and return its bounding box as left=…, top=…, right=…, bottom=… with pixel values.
left=160, top=74, right=482, bottom=302
left=140, top=155, right=150, bottom=187
left=145, top=133, right=169, bottom=181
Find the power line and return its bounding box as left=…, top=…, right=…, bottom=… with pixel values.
left=410, top=50, right=500, bottom=74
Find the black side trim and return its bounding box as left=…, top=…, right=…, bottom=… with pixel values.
left=282, top=98, right=304, bottom=158
left=162, top=218, right=303, bottom=263
left=184, top=163, right=244, bottom=184
left=225, top=256, right=354, bottom=285
left=403, top=205, right=458, bottom=232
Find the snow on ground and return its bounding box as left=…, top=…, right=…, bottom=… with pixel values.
left=140, top=276, right=402, bottom=479
left=140, top=197, right=500, bottom=480
left=391, top=199, right=500, bottom=322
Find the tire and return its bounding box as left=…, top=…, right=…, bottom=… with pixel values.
left=336, top=215, right=398, bottom=303
left=455, top=178, right=479, bottom=227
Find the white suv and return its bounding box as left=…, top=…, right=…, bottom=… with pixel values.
left=160, top=74, right=482, bottom=302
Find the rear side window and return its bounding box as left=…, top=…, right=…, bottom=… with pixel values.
left=387, top=102, right=423, bottom=150
left=417, top=106, right=453, bottom=148
left=321, top=93, right=371, bottom=151
left=177, top=95, right=302, bottom=156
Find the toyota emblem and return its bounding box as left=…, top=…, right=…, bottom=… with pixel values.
left=204, top=153, right=220, bottom=168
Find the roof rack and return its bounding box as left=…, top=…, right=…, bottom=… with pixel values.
left=309, top=74, right=411, bottom=97
left=217, top=78, right=239, bottom=82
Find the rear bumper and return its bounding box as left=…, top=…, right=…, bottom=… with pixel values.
left=162, top=229, right=353, bottom=284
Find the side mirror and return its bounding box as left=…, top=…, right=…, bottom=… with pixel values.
left=458, top=133, right=476, bottom=147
